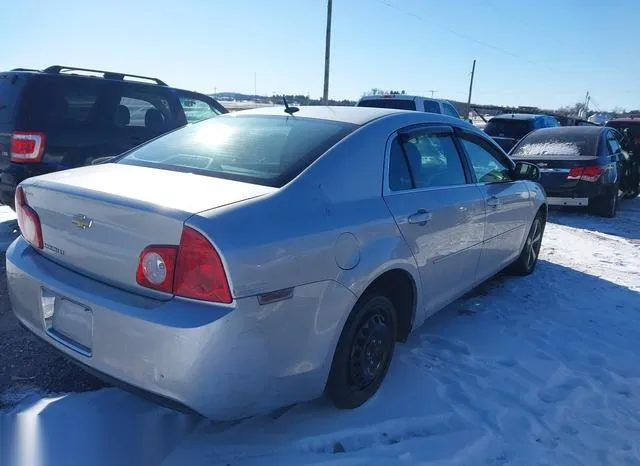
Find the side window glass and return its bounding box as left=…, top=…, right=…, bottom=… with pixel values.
left=180, top=97, right=219, bottom=123
left=443, top=104, right=459, bottom=118
left=423, top=100, right=441, bottom=113
left=117, top=96, right=171, bottom=132
left=389, top=140, right=413, bottom=191
left=461, top=137, right=514, bottom=183
left=607, top=132, right=621, bottom=154
left=389, top=131, right=467, bottom=190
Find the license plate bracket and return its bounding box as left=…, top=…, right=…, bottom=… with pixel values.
left=42, top=288, right=93, bottom=356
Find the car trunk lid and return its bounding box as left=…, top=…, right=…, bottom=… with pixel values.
left=22, top=163, right=275, bottom=297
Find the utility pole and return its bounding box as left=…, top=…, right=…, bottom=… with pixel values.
left=427, top=90, right=438, bottom=98
left=254, top=72, right=257, bottom=97
left=322, top=0, right=332, bottom=105
left=465, top=59, right=476, bottom=121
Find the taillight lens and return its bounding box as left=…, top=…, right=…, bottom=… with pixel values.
left=136, top=227, right=232, bottom=303
left=11, top=132, right=46, bottom=163
left=136, top=246, right=177, bottom=293
left=174, top=227, right=232, bottom=303
left=15, top=186, right=43, bottom=249
left=567, top=166, right=603, bottom=183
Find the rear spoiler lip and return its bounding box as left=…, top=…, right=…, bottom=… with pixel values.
left=510, top=155, right=600, bottom=162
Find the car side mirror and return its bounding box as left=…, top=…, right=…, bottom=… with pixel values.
left=514, top=161, right=540, bottom=181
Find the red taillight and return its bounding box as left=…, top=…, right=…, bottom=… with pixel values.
left=136, top=227, right=232, bottom=303
left=10, top=132, right=46, bottom=163
left=136, top=246, right=177, bottom=293
left=15, top=186, right=43, bottom=249
left=174, top=227, right=232, bottom=303
left=567, top=166, right=603, bottom=183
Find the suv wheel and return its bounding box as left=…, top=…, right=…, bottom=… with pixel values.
left=326, top=293, right=397, bottom=409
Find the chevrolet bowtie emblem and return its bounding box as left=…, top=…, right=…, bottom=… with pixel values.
left=72, top=214, right=93, bottom=230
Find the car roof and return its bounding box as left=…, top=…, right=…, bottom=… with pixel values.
left=526, top=126, right=606, bottom=138
left=491, top=113, right=550, bottom=121
left=230, top=105, right=408, bottom=125
left=607, top=117, right=640, bottom=123
left=358, top=95, right=451, bottom=104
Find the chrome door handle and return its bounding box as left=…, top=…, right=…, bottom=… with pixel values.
left=408, top=209, right=432, bottom=226
left=487, top=196, right=501, bottom=208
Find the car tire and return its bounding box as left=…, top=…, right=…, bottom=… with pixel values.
left=592, top=184, right=618, bottom=218
left=326, top=293, right=397, bottom=410
left=509, top=210, right=545, bottom=276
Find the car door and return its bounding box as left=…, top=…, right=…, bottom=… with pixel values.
left=457, top=130, right=532, bottom=279
left=383, top=125, right=486, bottom=315
left=606, top=130, right=627, bottom=189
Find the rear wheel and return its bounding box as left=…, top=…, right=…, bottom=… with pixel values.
left=509, top=211, right=545, bottom=276
left=326, top=293, right=397, bottom=409
left=591, top=184, right=618, bottom=218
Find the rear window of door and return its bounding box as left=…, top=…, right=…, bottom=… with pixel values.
left=423, top=100, right=441, bottom=113
left=389, top=129, right=468, bottom=190
left=606, top=131, right=622, bottom=155
left=459, top=134, right=514, bottom=183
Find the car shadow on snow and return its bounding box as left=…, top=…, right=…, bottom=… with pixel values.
left=547, top=195, right=640, bottom=241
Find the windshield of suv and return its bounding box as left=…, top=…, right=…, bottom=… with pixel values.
left=118, top=115, right=357, bottom=187
left=357, top=99, right=416, bottom=111
left=484, top=119, right=534, bottom=140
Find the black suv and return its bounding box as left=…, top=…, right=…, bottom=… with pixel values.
left=0, top=66, right=227, bottom=208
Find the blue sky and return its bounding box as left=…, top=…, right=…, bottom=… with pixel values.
left=4, top=0, right=639, bottom=110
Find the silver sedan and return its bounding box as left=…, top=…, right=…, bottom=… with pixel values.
left=7, top=106, right=546, bottom=420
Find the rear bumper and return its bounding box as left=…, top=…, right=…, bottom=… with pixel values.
left=6, top=238, right=356, bottom=420
left=547, top=197, right=589, bottom=206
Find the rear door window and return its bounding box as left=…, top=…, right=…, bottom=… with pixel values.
left=423, top=100, right=441, bottom=113
left=606, top=131, right=622, bottom=154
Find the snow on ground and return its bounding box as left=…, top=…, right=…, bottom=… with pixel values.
left=1, top=198, right=639, bottom=466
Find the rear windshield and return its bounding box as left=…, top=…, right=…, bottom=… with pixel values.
left=511, top=131, right=599, bottom=157
left=484, top=119, right=534, bottom=140
left=0, top=73, right=24, bottom=123
left=357, top=99, right=416, bottom=111
left=118, top=115, right=358, bottom=187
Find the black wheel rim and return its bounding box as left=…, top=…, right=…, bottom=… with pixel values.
left=348, top=310, right=392, bottom=390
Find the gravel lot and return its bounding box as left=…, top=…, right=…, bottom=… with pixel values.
left=0, top=218, right=105, bottom=409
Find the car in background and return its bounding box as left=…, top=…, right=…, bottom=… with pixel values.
left=0, top=66, right=228, bottom=208
left=7, top=106, right=546, bottom=420
left=484, top=113, right=559, bottom=153
left=510, top=126, right=634, bottom=217
left=356, top=94, right=464, bottom=119
left=605, top=117, right=640, bottom=197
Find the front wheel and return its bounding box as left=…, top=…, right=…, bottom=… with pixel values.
left=326, top=293, right=397, bottom=409
left=509, top=211, right=545, bottom=276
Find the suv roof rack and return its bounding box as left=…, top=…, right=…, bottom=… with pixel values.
left=42, top=65, right=167, bottom=86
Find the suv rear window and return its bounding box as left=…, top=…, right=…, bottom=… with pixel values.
left=511, top=130, right=599, bottom=157
left=484, top=119, right=534, bottom=140
left=357, top=99, right=416, bottom=111
left=0, top=73, right=24, bottom=123
left=118, top=115, right=358, bottom=187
